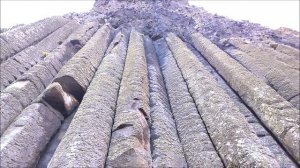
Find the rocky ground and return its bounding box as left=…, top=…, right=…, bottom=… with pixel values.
left=1, top=0, right=299, bottom=167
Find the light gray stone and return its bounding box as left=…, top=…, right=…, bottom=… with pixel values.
left=0, top=22, right=99, bottom=135
left=51, top=24, right=113, bottom=102
left=145, top=36, right=187, bottom=168
left=106, top=29, right=152, bottom=168
left=0, top=81, right=39, bottom=135
left=155, top=39, right=223, bottom=168
left=0, top=16, right=68, bottom=63
left=48, top=31, right=128, bottom=168
left=227, top=39, right=300, bottom=109
left=0, top=21, right=79, bottom=90
left=192, top=32, right=300, bottom=163
left=168, top=33, right=281, bottom=167
left=0, top=103, right=63, bottom=168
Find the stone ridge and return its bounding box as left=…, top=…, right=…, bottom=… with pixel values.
left=0, top=0, right=299, bottom=167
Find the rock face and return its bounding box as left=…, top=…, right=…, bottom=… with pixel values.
left=0, top=0, right=299, bottom=167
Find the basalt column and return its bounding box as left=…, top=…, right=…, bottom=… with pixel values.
left=106, top=29, right=152, bottom=168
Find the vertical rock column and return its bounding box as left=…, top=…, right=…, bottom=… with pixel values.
left=0, top=16, right=68, bottom=63
left=0, top=22, right=99, bottom=135
left=192, top=32, right=300, bottom=163
left=40, top=24, right=113, bottom=117
left=190, top=43, right=296, bottom=167
left=274, top=43, right=300, bottom=58
left=167, top=33, right=280, bottom=167
left=1, top=20, right=80, bottom=90
left=106, top=30, right=152, bottom=168
left=155, top=39, right=223, bottom=168
left=0, top=103, right=63, bottom=168
left=227, top=39, right=300, bottom=109
left=48, top=31, right=128, bottom=168
left=144, top=36, right=187, bottom=168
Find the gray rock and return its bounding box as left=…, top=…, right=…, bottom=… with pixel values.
left=0, top=21, right=99, bottom=135
left=227, top=39, right=300, bottom=109
left=155, top=39, right=223, bottom=168
left=192, top=32, right=300, bottom=163
left=225, top=47, right=300, bottom=109
left=50, top=24, right=113, bottom=103
left=0, top=92, right=23, bottom=135
left=0, top=16, right=68, bottom=63
left=48, top=31, right=128, bottom=168
left=106, top=29, right=152, bottom=168
left=41, top=82, right=79, bottom=117
left=0, top=20, right=79, bottom=91
left=145, top=36, right=187, bottom=168
left=167, top=33, right=280, bottom=167
left=0, top=103, right=63, bottom=168
left=0, top=81, right=39, bottom=135
left=275, top=44, right=300, bottom=58
left=188, top=42, right=296, bottom=167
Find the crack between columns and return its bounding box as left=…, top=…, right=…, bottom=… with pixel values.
left=185, top=40, right=299, bottom=166
left=168, top=41, right=226, bottom=168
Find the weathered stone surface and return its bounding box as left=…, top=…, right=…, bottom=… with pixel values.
left=0, top=22, right=99, bottom=135
left=0, top=21, right=79, bottom=91
left=230, top=38, right=299, bottom=71
left=0, top=16, right=68, bottom=63
left=225, top=47, right=300, bottom=109
left=0, top=81, right=39, bottom=135
left=0, top=93, right=23, bottom=135
left=168, top=33, right=280, bottom=167
left=106, top=29, right=152, bottom=168
left=145, top=36, right=187, bottom=168
left=192, top=32, right=300, bottom=162
left=43, top=21, right=99, bottom=66
left=155, top=39, right=223, bottom=168
left=48, top=31, right=128, bottom=168
left=0, top=103, right=63, bottom=168
left=50, top=24, right=113, bottom=103
left=1, top=0, right=299, bottom=167
left=189, top=43, right=296, bottom=167
left=36, top=113, right=75, bottom=168
left=270, top=43, right=300, bottom=59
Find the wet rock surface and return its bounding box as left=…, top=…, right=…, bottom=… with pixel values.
left=1, top=0, right=299, bottom=167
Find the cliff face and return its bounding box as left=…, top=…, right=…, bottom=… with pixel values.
left=0, top=1, right=299, bottom=168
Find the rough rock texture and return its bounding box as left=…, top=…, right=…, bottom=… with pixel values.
left=1, top=21, right=98, bottom=135
left=0, top=20, right=79, bottom=91
left=145, top=36, right=187, bottom=168
left=41, top=24, right=112, bottom=116
left=48, top=31, right=128, bottom=168
left=155, top=39, right=224, bottom=167
left=224, top=38, right=300, bottom=109
left=192, top=33, right=299, bottom=163
left=106, top=29, right=152, bottom=168
left=167, top=33, right=279, bottom=167
left=0, top=103, right=63, bottom=168
left=1, top=0, right=299, bottom=167
left=0, top=16, right=68, bottom=63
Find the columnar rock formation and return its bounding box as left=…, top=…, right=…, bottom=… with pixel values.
left=1, top=0, right=299, bottom=167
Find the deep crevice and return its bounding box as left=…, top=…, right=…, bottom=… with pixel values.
left=114, top=123, right=133, bottom=132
